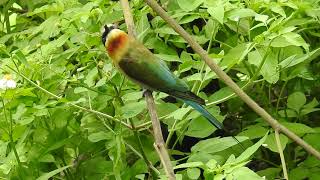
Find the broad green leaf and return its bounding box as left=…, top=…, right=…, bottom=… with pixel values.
left=235, top=132, right=268, bottom=163
left=226, top=8, right=257, bottom=20
left=18, top=116, right=35, bottom=125
left=154, top=26, right=179, bottom=35
left=84, top=67, right=98, bottom=87
left=167, top=107, right=191, bottom=120
left=208, top=81, right=247, bottom=103
left=238, top=125, right=268, bottom=139
left=191, top=136, right=248, bottom=154
left=207, top=6, right=224, bottom=24
left=248, top=48, right=279, bottom=83
left=270, top=3, right=286, bottom=17
left=231, top=167, right=264, bottom=180
left=187, top=168, right=201, bottom=179
left=174, top=162, right=204, bottom=169
left=287, top=92, right=306, bottom=112
left=13, top=50, right=29, bottom=67
left=177, top=0, right=204, bottom=12
left=121, top=101, right=146, bottom=119
left=257, top=168, right=281, bottom=180
left=74, top=87, right=88, bottom=93
left=185, top=116, right=216, bottom=138
left=279, top=48, right=320, bottom=69
left=264, top=133, right=288, bottom=152
left=271, top=32, right=309, bottom=51
left=88, top=131, right=112, bottom=142
left=36, top=165, right=72, bottom=180
left=155, top=54, right=181, bottom=62
left=254, top=14, right=268, bottom=24
left=221, top=43, right=253, bottom=68
left=122, top=91, right=143, bottom=102
left=281, top=122, right=315, bottom=135
left=179, top=14, right=201, bottom=24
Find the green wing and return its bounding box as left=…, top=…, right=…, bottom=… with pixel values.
left=118, top=41, right=204, bottom=105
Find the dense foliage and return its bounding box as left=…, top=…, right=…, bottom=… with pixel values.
left=0, top=0, right=320, bottom=179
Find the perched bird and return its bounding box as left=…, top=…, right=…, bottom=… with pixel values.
left=101, top=25, right=223, bottom=130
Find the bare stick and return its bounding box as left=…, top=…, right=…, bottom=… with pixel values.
left=119, top=0, right=176, bottom=179
left=145, top=90, right=176, bottom=180
left=144, top=0, right=320, bottom=160
left=275, top=130, right=289, bottom=180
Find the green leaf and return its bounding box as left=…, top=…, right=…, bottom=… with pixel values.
left=177, top=0, right=204, bottom=12
left=154, top=26, right=179, bottom=35
left=279, top=48, right=320, bottom=69
left=88, top=131, right=112, bottom=142
left=84, top=67, right=98, bottom=87
left=167, top=107, right=191, bottom=120
left=254, top=14, right=268, bottom=24
left=226, top=8, right=257, bottom=20
left=287, top=92, right=306, bottom=112
left=174, top=162, right=204, bottom=169
left=271, top=32, right=309, bottom=51
left=221, top=43, right=253, bottom=68
left=121, top=101, right=146, bottom=119
left=191, top=136, right=248, bottom=154
left=187, top=168, right=201, bottom=179
left=238, top=125, right=268, bottom=139
left=281, top=122, right=315, bottom=135
left=248, top=48, right=279, bottom=83
left=185, top=116, right=216, bottom=138
left=207, top=6, right=224, bottom=24
left=208, top=81, right=247, bottom=103
left=36, top=165, right=72, bottom=180
left=264, top=133, right=288, bottom=152
left=155, top=54, right=181, bottom=62
left=231, top=167, right=264, bottom=180
left=257, top=168, right=281, bottom=180
left=235, top=132, right=268, bottom=163
left=13, top=50, right=29, bottom=67
left=270, top=3, right=286, bottom=17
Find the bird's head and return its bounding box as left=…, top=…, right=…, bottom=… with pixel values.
left=101, top=24, right=116, bottom=46
left=101, top=24, right=129, bottom=60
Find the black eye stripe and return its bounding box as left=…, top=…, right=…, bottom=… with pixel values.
left=101, top=24, right=116, bottom=45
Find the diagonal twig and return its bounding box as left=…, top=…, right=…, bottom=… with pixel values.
left=144, top=0, right=320, bottom=160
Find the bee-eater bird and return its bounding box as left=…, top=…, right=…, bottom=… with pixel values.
left=101, top=25, right=224, bottom=130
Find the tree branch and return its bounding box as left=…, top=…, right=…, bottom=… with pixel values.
left=275, top=130, right=289, bottom=180
left=119, top=0, right=176, bottom=179
left=144, top=0, right=320, bottom=160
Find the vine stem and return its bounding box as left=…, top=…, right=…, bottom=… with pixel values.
left=275, top=130, right=289, bottom=180
left=119, top=0, right=176, bottom=179
left=144, top=0, right=320, bottom=160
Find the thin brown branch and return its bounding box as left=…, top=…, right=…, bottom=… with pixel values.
left=144, top=0, right=320, bottom=160
left=119, top=0, right=176, bottom=179
left=275, top=130, right=289, bottom=180
left=145, top=90, right=176, bottom=180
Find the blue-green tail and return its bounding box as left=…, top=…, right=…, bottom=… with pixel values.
left=183, top=100, right=245, bottom=149
left=183, top=100, right=223, bottom=130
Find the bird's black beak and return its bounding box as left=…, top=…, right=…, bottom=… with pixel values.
left=101, top=24, right=116, bottom=46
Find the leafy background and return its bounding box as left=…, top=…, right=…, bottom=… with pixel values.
left=0, top=0, right=320, bottom=179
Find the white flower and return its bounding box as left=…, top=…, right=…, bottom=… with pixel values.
left=0, top=74, right=17, bottom=89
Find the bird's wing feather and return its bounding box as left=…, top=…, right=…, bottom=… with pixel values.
left=118, top=42, right=204, bottom=104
